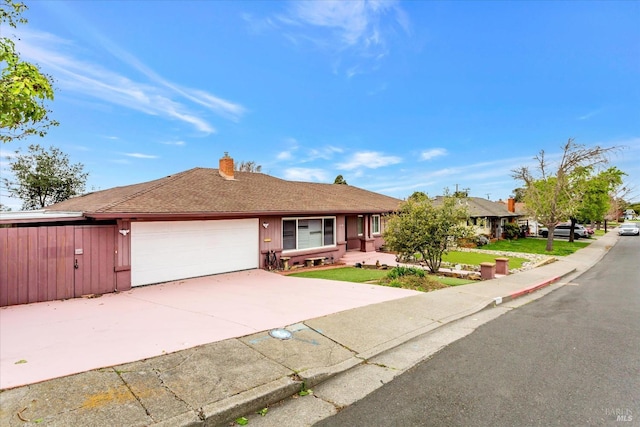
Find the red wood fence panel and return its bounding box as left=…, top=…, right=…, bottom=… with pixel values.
left=74, top=226, right=116, bottom=297
left=0, top=225, right=117, bottom=307
left=0, top=226, right=74, bottom=306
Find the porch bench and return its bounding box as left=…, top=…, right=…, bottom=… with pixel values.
left=305, top=257, right=325, bottom=267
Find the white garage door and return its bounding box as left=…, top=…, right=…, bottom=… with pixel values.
left=131, top=219, right=259, bottom=287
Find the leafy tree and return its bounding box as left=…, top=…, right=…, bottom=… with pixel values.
left=512, top=138, right=617, bottom=251
left=576, top=167, right=625, bottom=227
left=333, top=174, right=348, bottom=185
left=235, top=160, right=262, bottom=173
left=0, top=203, right=11, bottom=211
left=408, top=191, right=428, bottom=202
left=452, top=187, right=469, bottom=198
left=3, top=144, right=88, bottom=209
left=383, top=190, right=473, bottom=273
left=512, top=187, right=526, bottom=203
left=1, top=1, right=58, bottom=143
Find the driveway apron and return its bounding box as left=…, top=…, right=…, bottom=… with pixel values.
left=0, top=269, right=418, bottom=389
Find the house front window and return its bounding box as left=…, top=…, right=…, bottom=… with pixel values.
left=357, top=216, right=364, bottom=236
left=372, top=215, right=380, bottom=235
left=283, top=217, right=336, bottom=251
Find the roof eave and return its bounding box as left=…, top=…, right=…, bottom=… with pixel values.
left=0, top=211, right=86, bottom=225
left=85, top=208, right=398, bottom=220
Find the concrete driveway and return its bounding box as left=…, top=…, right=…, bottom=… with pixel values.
left=0, top=269, right=418, bottom=389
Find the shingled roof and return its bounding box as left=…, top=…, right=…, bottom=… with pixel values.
left=45, top=168, right=402, bottom=218
left=433, top=196, right=520, bottom=218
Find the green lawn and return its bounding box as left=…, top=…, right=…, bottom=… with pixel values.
left=288, top=250, right=531, bottom=288
left=288, top=267, right=475, bottom=287
left=289, top=267, right=387, bottom=283
left=483, top=237, right=590, bottom=256
left=438, top=276, right=475, bottom=286
left=287, top=233, right=595, bottom=290
left=442, top=251, right=527, bottom=269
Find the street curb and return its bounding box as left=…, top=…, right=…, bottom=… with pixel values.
left=196, top=273, right=578, bottom=426
left=199, top=376, right=301, bottom=427
left=195, top=270, right=578, bottom=426
left=493, top=268, right=577, bottom=306
left=199, top=235, right=618, bottom=425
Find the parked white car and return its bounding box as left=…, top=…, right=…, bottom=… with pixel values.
left=618, top=223, right=640, bottom=236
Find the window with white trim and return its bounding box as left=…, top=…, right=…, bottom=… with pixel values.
left=282, top=217, right=336, bottom=251
left=372, top=215, right=380, bottom=235
left=357, top=215, right=364, bottom=236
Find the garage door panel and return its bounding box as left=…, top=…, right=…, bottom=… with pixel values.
left=131, top=219, right=258, bottom=287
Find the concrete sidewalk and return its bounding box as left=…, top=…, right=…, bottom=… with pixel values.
left=0, top=232, right=618, bottom=426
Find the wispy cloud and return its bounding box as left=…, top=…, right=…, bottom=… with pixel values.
left=14, top=28, right=245, bottom=134
left=123, top=153, right=159, bottom=159
left=371, top=154, right=537, bottom=198
left=336, top=151, right=402, bottom=170
left=283, top=167, right=328, bottom=182
left=188, top=90, right=246, bottom=122
left=578, top=109, right=603, bottom=121
left=284, top=1, right=408, bottom=49
left=110, top=159, right=131, bottom=165
left=278, top=144, right=343, bottom=163
left=265, top=0, right=410, bottom=76
left=420, top=148, right=448, bottom=160
left=277, top=151, right=293, bottom=160
left=68, top=144, right=90, bottom=152
left=307, top=146, right=343, bottom=161
left=160, top=140, right=186, bottom=146
left=276, top=138, right=299, bottom=160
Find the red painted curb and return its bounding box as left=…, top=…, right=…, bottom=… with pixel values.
left=509, top=275, right=562, bottom=299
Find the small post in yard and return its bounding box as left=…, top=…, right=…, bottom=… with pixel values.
left=480, top=262, right=496, bottom=280
left=495, top=257, right=509, bottom=275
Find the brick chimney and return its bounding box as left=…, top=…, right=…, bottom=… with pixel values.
left=219, top=152, right=234, bottom=180
left=507, top=197, right=516, bottom=213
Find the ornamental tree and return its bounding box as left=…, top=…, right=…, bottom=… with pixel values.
left=383, top=190, right=473, bottom=273
left=1, top=1, right=58, bottom=143
left=512, top=138, right=618, bottom=251
left=3, top=144, right=88, bottom=209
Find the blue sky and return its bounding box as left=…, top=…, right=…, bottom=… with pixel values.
left=1, top=0, right=639, bottom=209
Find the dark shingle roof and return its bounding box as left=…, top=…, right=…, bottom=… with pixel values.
left=46, top=168, right=402, bottom=217
left=433, top=196, right=520, bottom=218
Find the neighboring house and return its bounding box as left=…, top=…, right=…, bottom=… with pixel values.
left=433, top=196, right=521, bottom=239
left=497, top=199, right=541, bottom=236
left=0, top=154, right=401, bottom=307
left=623, top=209, right=637, bottom=220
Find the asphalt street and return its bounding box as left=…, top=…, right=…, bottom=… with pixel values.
left=315, top=236, right=640, bottom=427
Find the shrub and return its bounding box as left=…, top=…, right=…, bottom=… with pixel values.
left=390, top=274, right=448, bottom=292
left=386, top=266, right=425, bottom=280
left=476, top=235, right=490, bottom=246
left=503, top=223, right=520, bottom=239
left=380, top=266, right=449, bottom=292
